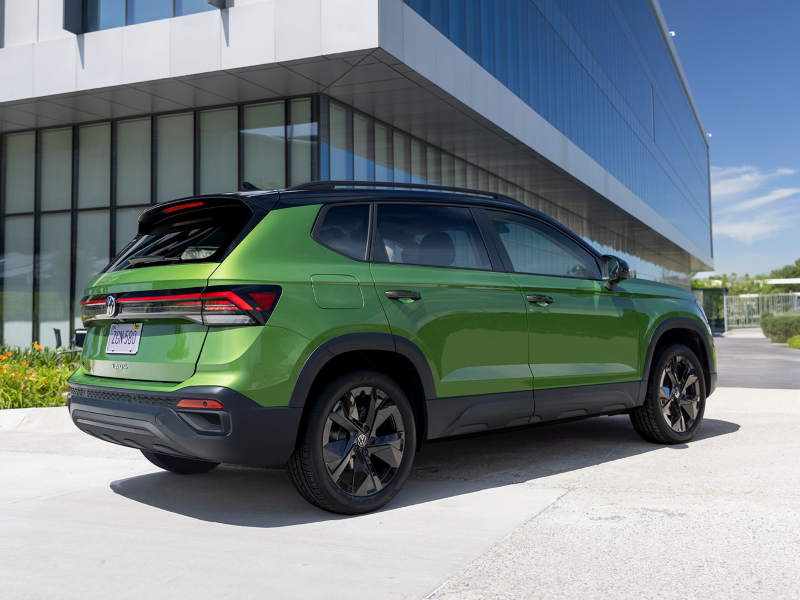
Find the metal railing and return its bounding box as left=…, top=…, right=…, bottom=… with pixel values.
left=724, top=293, right=800, bottom=329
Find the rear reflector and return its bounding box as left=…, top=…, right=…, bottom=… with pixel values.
left=162, top=201, right=204, bottom=213
left=177, top=399, right=224, bottom=410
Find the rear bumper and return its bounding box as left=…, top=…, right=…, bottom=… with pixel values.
left=69, top=384, right=301, bottom=467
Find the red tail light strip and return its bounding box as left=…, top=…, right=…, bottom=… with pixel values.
left=200, top=291, right=253, bottom=311
left=118, top=293, right=202, bottom=303
left=162, top=201, right=204, bottom=213
left=79, top=299, right=106, bottom=306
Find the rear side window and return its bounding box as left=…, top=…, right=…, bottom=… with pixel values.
left=487, top=210, right=600, bottom=279
left=374, top=204, right=492, bottom=270
left=316, top=204, right=370, bottom=260
left=104, top=202, right=253, bottom=273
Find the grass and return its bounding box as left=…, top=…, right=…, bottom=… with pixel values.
left=0, top=343, right=80, bottom=410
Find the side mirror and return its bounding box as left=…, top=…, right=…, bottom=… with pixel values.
left=601, top=255, right=631, bottom=291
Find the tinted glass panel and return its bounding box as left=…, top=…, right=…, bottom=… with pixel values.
left=375, top=205, right=491, bottom=270
left=487, top=210, right=599, bottom=279
left=318, top=205, right=370, bottom=261
left=127, top=0, right=172, bottom=25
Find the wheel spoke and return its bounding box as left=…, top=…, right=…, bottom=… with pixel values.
left=328, top=411, right=361, bottom=435
left=681, top=370, right=698, bottom=394
left=364, top=388, right=378, bottom=434
left=664, top=359, right=679, bottom=389
left=680, top=395, right=700, bottom=420
left=371, top=403, right=399, bottom=433
left=326, top=438, right=356, bottom=481
left=368, top=433, right=404, bottom=468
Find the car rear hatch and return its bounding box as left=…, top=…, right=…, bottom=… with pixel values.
left=79, top=196, right=276, bottom=383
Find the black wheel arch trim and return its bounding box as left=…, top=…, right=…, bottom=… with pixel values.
left=288, top=333, right=437, bottom=410
left=639, top=317, right=715, bottom=403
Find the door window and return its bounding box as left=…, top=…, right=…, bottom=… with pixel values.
left=316, top=204, right=371, bottom=260
left=374, top=204, right=492, bottom=269
left=487, top=210, right=600, bottom=279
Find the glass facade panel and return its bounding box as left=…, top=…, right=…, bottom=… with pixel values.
left=402, top=0, right=711, bottom=255
left=353, top=114, right=374, bottom=182
left=3, top=133, right=35, bottom=214
left=38, top=213, right=72, bottom=349
left=289, top=99, right=316, bottom=186
left=328, top=102, right=352, bottom=181
left=243, top=102, right=285, bottom=190
left=116, top=207, right=142, bottom=253
left=41, top=129, right=73, bottom=212
left=74, top=211, right=110, bottom=329
left=375, top=123, right=393, bottom=182
left=84, top=0, right=126, bottom=32
left=1, top=216, right=34, bottom=346
left=117, top=118, right=151, bottom=206
left=127, top=0, right=171, bottom=25
left=199, top=108, right=238, bottom=194
left=156, top=113, right=194, bottom=203
left=176, top=0, right=216, bottom=17
left=78, top=124, right=111, bottom=208
left=393, top=132, right=411, bottom=183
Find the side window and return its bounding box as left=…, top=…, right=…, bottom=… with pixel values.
left=317, top=204, right=370, bottom=260
left=374, top=204, right=492, bottom=270
left=486, top=210, right=601, bottom=279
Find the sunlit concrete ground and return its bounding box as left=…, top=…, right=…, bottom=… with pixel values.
left=1, top=332, right=798, bottom=599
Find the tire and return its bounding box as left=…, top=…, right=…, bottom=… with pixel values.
left=631, top=343, right=706, bottom=444
left=141, top=450, right=220, bottom=474
left=287, top=370, right=417, bottom=515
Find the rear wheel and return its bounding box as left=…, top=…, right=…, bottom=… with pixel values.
left=631, top=344, right=706, bottom=444
left=287, top=370, right=416, bottom=514
left=141, top=450, right=219, bottom=474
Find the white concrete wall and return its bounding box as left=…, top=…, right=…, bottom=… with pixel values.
left=0, top=0, right=379, bottom=95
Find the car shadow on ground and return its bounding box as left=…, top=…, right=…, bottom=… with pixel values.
left=110, top=415, right=739, bottom=528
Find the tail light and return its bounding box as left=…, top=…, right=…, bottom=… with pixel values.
left=80, top=286, right=280, bottom=326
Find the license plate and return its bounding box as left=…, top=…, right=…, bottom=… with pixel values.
left=106, top=323, right=143, bottom=355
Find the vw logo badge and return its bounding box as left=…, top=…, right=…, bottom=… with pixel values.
left=106, top=296, right=117, bottom=317
left=356, top=433, right=368, bottom=448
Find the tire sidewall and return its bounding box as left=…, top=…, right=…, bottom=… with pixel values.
left=649, top=344, right=707, bottom=443
left=306, top=370, right=417, bottom=513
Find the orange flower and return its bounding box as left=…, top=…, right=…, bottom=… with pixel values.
left=0, top=355, right=6, bottom=361
left=6, top=351, right=12, bottom=356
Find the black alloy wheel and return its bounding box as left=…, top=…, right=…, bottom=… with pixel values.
left=323, top=386, right=406, bottom=497
left=287, top=370, right=417, bottom=515
left=630, top=344, right=706, bottom=444
left=658, top=355, right=701, bottom=433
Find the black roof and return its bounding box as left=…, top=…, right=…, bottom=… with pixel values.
left=148, top=181, right=601, bottom=258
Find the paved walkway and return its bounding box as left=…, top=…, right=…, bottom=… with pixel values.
left=715, top=328, right=800, bottom=388
left=2, top=382, right=799, bottom=599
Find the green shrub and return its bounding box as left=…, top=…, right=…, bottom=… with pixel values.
left=761, top=312, right=800, bottom=343
left=0, top=343, right=80, bottom=410
left=788, top=335, right=800, bottom=350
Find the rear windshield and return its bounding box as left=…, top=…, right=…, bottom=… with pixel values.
left=103, top=203, right=253, bottom=273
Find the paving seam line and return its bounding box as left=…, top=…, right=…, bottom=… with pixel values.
left=423, top=438, right=629, bottom=599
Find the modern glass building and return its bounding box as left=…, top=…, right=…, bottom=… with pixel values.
left=0, top=0, right=711, bottom=348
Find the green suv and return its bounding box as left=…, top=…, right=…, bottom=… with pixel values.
left=69, top=182, right=716, bottom=514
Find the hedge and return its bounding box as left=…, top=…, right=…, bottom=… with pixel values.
left=761, top=312, right=800, bottom=343
left=0, top=344, right=80, bottom=409
left=788, top=335, right=800, bottom=351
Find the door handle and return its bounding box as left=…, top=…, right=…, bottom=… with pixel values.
left=385, top=290, right=421, bottom=301
left=527, top=294, right=554, bottom=305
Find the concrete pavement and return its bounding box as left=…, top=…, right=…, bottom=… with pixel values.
left=714, top=328, right=800, bottom=389
left=2, top=331, right=799, bottom=599
left=2, top=385, right=799, bottom=599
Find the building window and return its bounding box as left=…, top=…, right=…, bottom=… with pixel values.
left=83, top=0, right=216, bottom=33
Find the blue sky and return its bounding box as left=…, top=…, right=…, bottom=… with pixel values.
left=660, top=0, right=800, bottom=276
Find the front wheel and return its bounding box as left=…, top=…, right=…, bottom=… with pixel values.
left=141, top=450, right=219, bottom=474
left=630, top=344, right=706, bottom=444
left=287, top=370, right=416, bottom=514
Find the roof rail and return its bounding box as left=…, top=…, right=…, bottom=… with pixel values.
left=286, top=180, right=521, bottom=204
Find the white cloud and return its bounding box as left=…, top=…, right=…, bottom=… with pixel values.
left=710, top=165, right=800, bottom=245
left=710, top=166, right=796, bottom=200
left=727, top=188, right=800, bottom=213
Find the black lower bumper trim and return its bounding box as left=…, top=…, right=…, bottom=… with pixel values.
left=69, top=385, right=302, bottom=467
